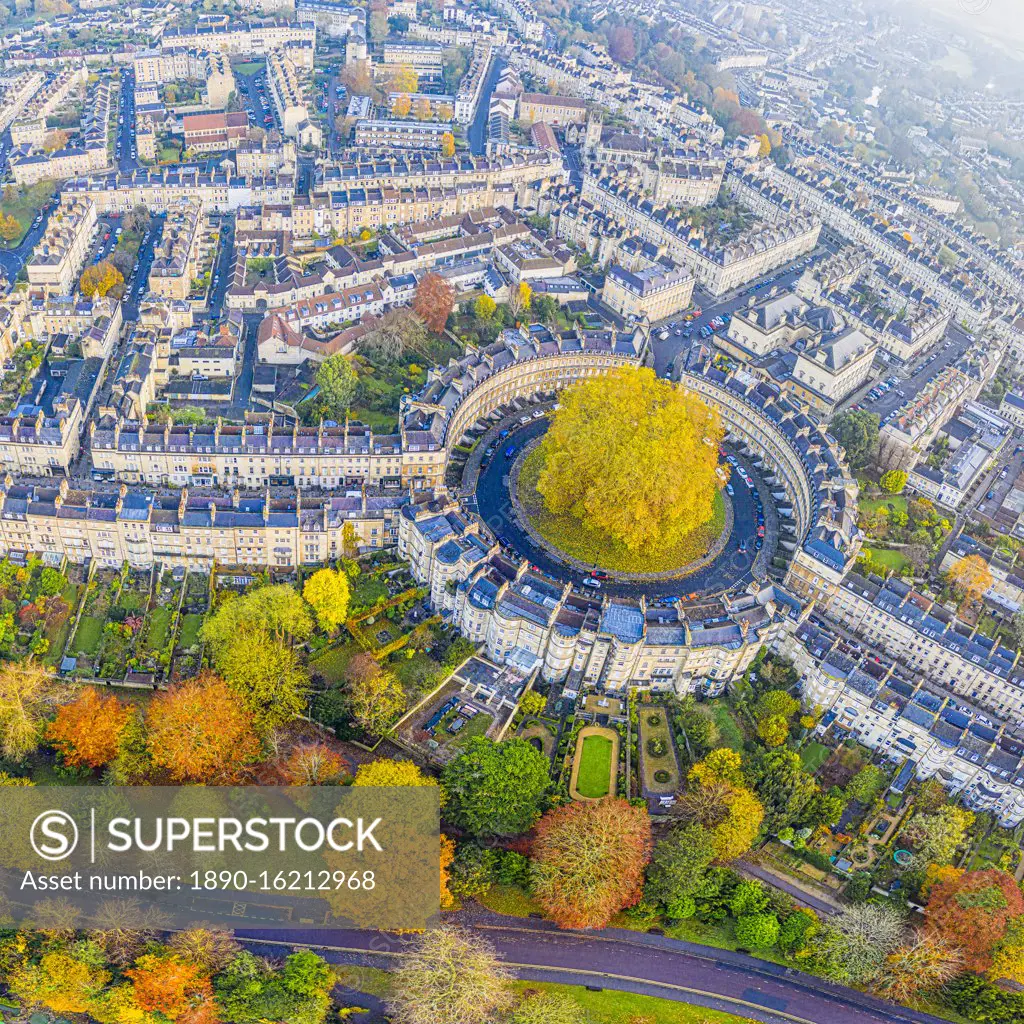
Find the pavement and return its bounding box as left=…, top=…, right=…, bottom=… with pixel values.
left=473, top=416, right=769, bottom=599
left=236, top=910, right=957, bottom=1024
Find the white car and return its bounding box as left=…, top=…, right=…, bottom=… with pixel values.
left=581, top=577, right=602, bottom=589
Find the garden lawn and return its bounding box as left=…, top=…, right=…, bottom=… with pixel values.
left=801, top=741, right=831, bottom=772
left=309, top=642, right=360, bottom=685
left=519, top=447, right=726, bottom=573
left=859, top=495, right=908, bottom=517
left=349, top=573, right=389, bottom=610
left=232, top=60, right=265, bottom=74
left=711, top=702, right=745, bottom=751
left=72, top=615, right=104, bottom=655
left=177, top=613, right=204, bottom=650
left=862, top=546, right=909, bottom=574
left=145, top=606, right=172, bottom=651
left=576, top=734, right=614, bottom=798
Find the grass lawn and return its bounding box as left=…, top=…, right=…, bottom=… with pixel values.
left=477, top=884, right=542, bottom=917
left=332, top=966, right=759, bottom=1024
left=711, top=702, right=745, bottom=751
left=177, top=613, right=204, bottom=650
left=309, top=642, right=360, bottom=685
left=0, top=181, right=54, bottom=248
left=801, top=741, right=831, bottom=772
left=72, top=615, right=104, bottom=655
left=437, top=710, right=492, bottom=745
left=349, top=573, right=389, bottom=610
left=859, top=495, right=908, bottom=517
left=511, top=982, right=761, bottom=1024
left=576, top=734, right=614, bottom=798
left=232, top=60, right=266, bottom=74
left=862, top=546, right=910, bottom=574
left=519, top=448, right=726, bottom=573
left=145, top=607, right=172, bottom=651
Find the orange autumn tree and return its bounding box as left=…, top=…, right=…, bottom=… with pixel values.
left=126, top=954, right=217, bottom=1022
left=412, top=273, right=454, bottom=334
left=924, top=868, right=1024, bottom=973
left=440, top=833, right=455, bottom=909
left=147, top=672, right=261, bottom=782
left=531, top=797, right=651, bottom=929
left=46, top=686, right=132, bottom=769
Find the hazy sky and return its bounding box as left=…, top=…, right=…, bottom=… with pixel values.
left=917, top=0, right=1024, bottom=52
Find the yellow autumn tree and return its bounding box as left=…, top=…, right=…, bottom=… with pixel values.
left=413, top=98, right=432, bottom=120
left=757, top=133, right=771, bottom=157
left=389, top=65, right=418, bottom=94
left=79, top=260, right=123, bottom=298
left=680, top=749, right=763, bottom=861
left=535, top=367, right=724, bottom=553
left=441, top=131, right=455, bottom=158
left=945, top=554, right=993, bottom=607
left=393, top=94, right=412, bottom=118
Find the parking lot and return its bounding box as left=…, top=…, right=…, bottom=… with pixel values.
left=843, top=322, right=976, bottom=423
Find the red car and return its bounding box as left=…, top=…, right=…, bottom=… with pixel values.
left=103, top=232, right=110, bottom=241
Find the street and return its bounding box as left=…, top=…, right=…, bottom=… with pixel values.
left=237, top=912, right=957, bottom=1024
left=467, top=53, right=505, bottom=156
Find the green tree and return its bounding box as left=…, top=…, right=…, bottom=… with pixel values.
left=217, top=626, right=309, bottom=734
left=315, top=354, right=358, bottom=419
left=831, top=409, right=880, bottom=470
left=879, top=469, right=908, bottom=494
left=845, top=765, right=886, bottom=805
left=442, top=737, right=550, bottom=836
left=735, top=913, right=780, bottom=948
left=645, top=822, right=715, bottom=907
left=201, top=585, right=313, bottom=658
left=302, top=568, right=350, bottom=633
left=536, top=367, right=723, bottom=553
left=745, top=748, right=819, bottom=834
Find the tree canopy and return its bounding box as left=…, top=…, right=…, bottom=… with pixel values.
left=535, top=367, right=724, bottom=552
left=531, top=798, right=651, bottom=929
left=831, top=410, right=879, bottom=469
left=314, top=355, right=358, bottom=419
left=442, top=737, right=550, bottom=836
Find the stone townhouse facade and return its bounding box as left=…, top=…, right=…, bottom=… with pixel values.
left=0, top=479, right=407, bottom=570
left=579, top=176, right=820, bottom=296
left=398, top=501, right=806, bottom=692
left=26, top=198, right=98, bottom=297
left=784, top=616, right=1024, bottom=827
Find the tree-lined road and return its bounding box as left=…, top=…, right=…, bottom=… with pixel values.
left=238, top=913, right=954, bottom=1024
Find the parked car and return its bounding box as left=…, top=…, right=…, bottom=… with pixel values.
left=503, top=445, right=515, bottom=458
left=581, top=577, right=602, bottom=589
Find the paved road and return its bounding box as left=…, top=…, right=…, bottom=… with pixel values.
left=650, top=247, right=831, bottom=378
left=473, top=417, right=769, bottom=599
left=848, top=322, right=976, bottom=423
left=467, top=52, right=505, bottom=156
left=115, top=68, right=139, bottom=172
left=236, top=913, right=954, bottom=1024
